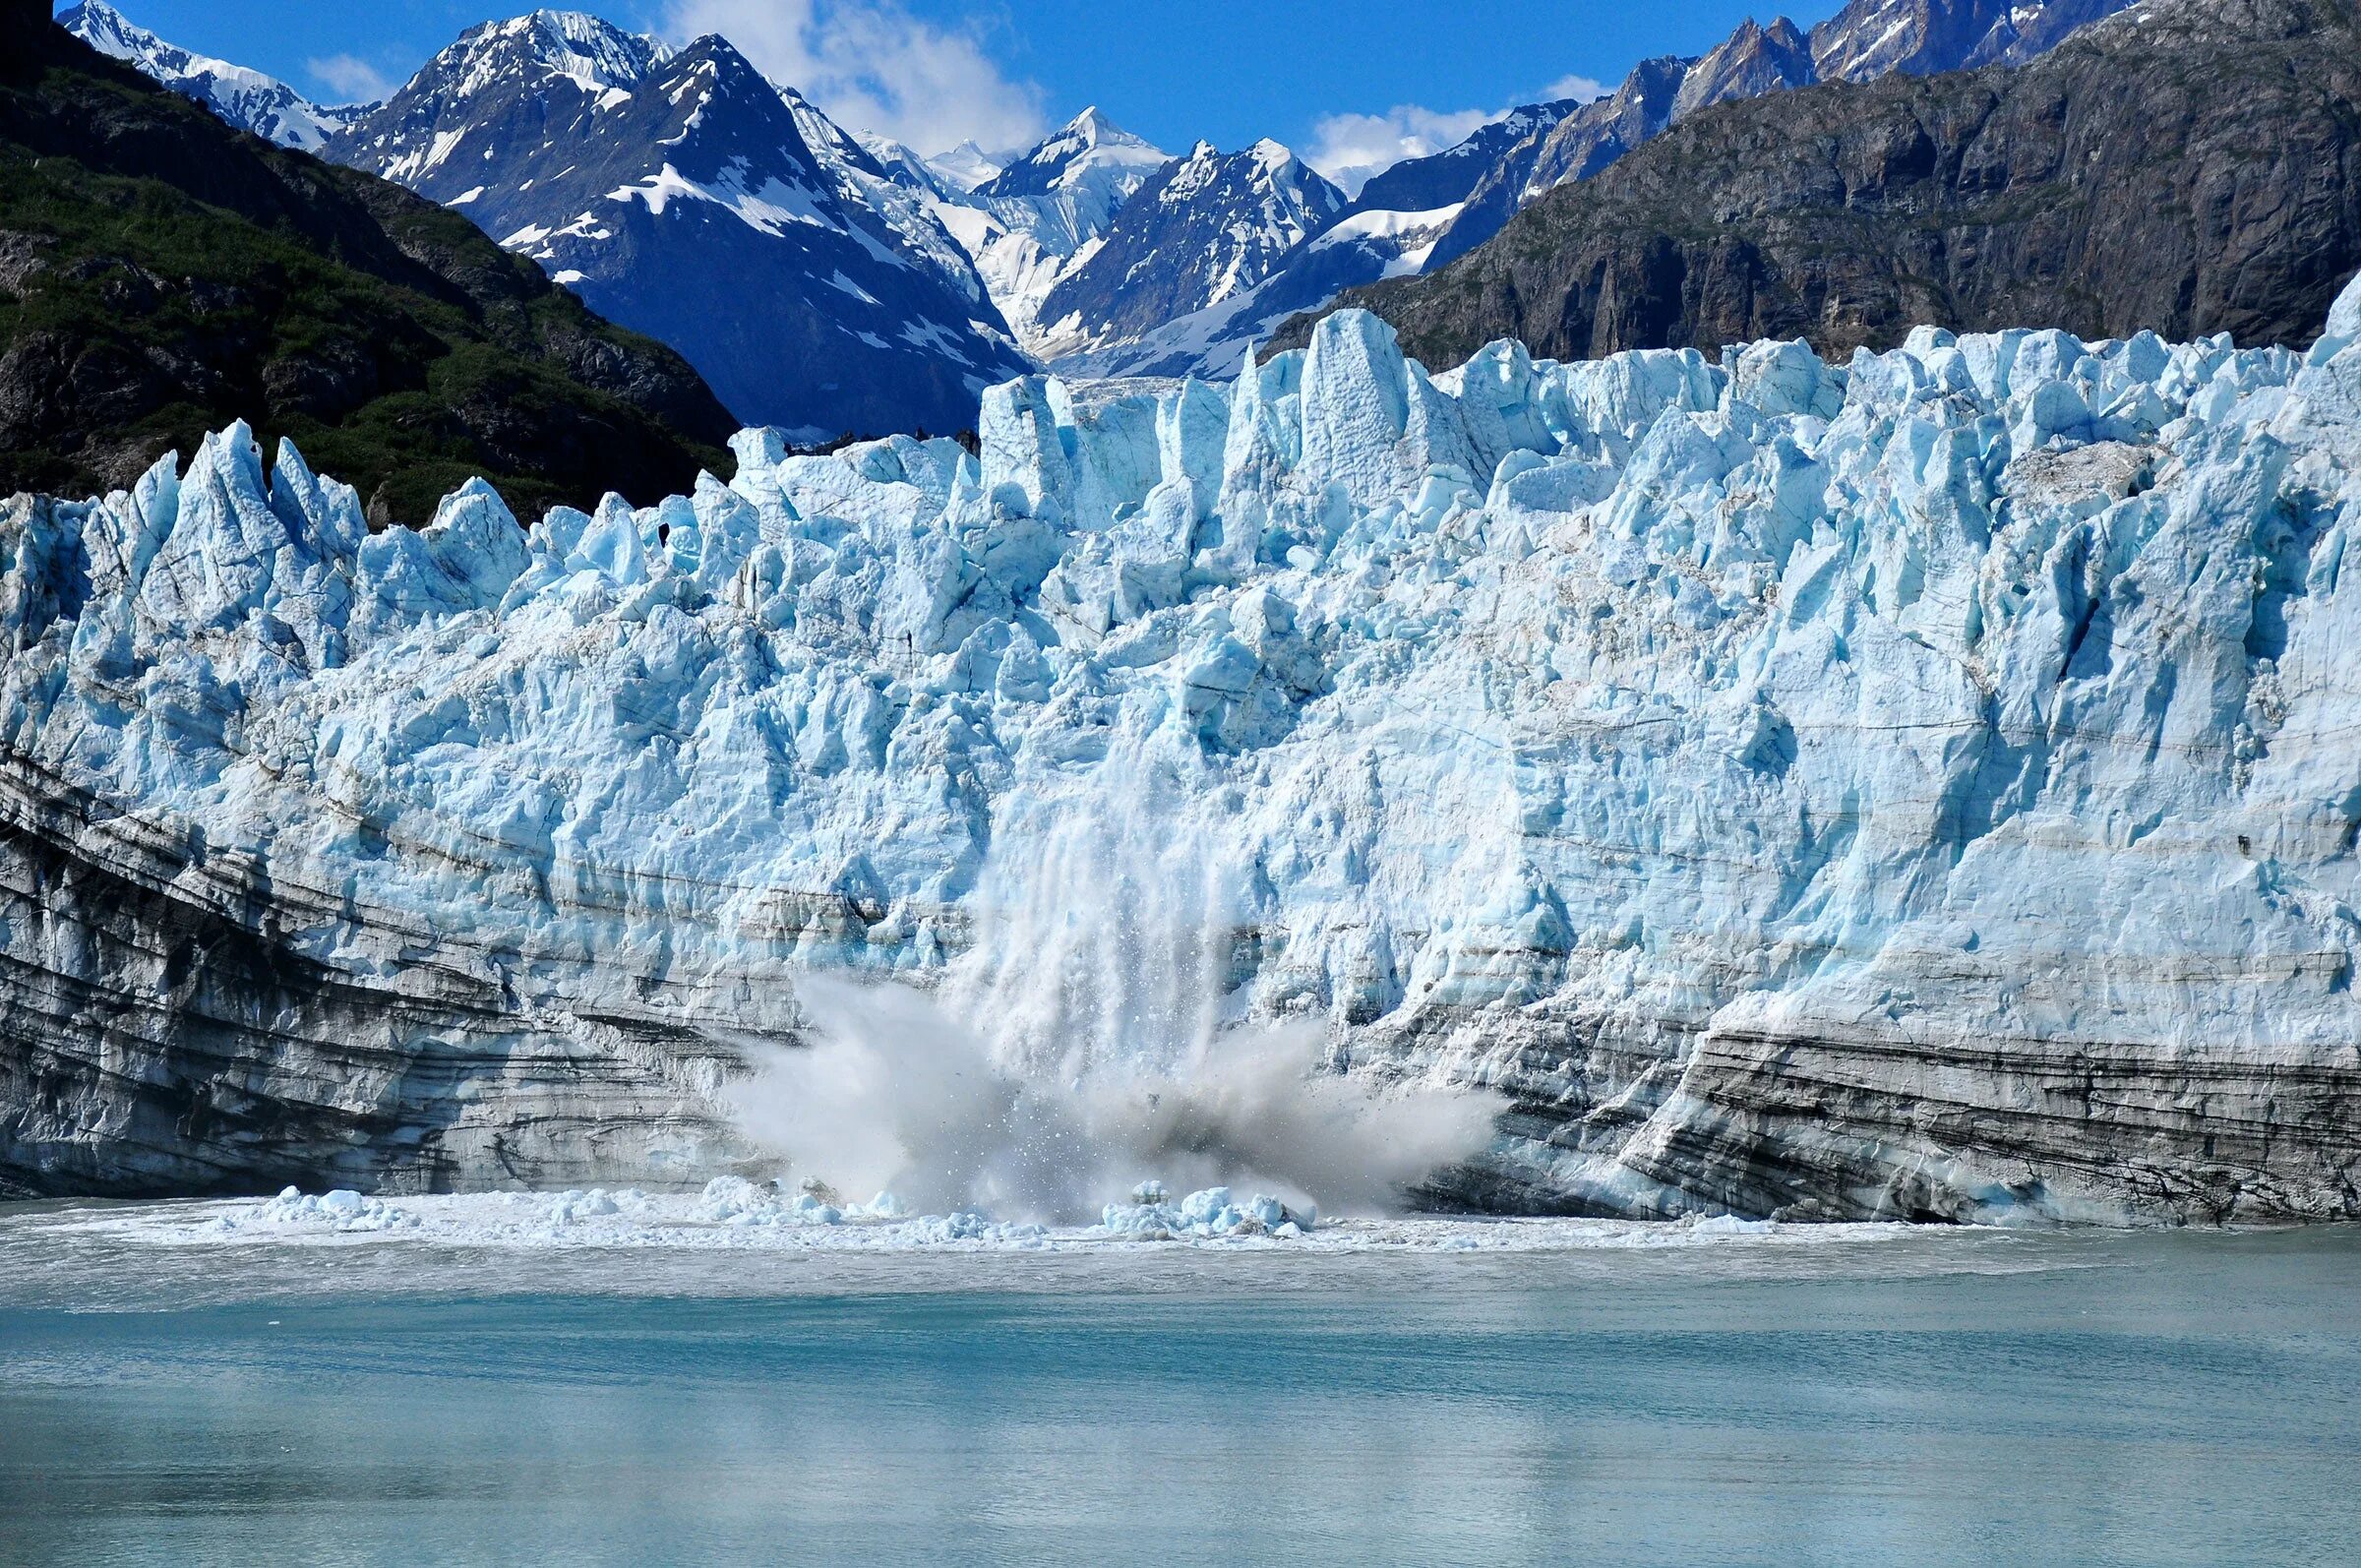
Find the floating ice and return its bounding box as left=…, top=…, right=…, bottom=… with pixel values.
left=69, top=1189, right=1908, bottom=1259
left=216, top=1187, right=420, bottom=1235
left=1098, top=1185, right=1317, bottom=1239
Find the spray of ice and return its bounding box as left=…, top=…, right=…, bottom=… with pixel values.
left=728, top=733, right=1503, bottom=1223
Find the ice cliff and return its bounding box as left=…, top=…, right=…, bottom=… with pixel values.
left=6, top=277, right=2361, bottom=1221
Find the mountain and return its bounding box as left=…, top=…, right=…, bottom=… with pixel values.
left=1348, top=97, right=1592, bottom=217
left=1037, top=140, right=1346, bottom=366
left=47, top=0, right=2148, bottom=421
left=1809, top=0, right=2135, bottom=79
left=0, top=15, right=733, bottom=521
left=1054, top=94, right=1623, bottom=382
left=1056, top=0, right=2136, bottom=383
left=11, top=263, right=2361, bottom=1216
left=921, top=108, right=1174, bottom=358
left=974, top=106, right=1169, bottom=227
left=924, top=140, right=1011, bottom=194
left=1429, top=0, right=2137, bottom=269
left=329, top=13, right=1028, bottom=442
left=58, top=0, right=361, bottom=151
left=1286, top=0, right=2361, bottom=368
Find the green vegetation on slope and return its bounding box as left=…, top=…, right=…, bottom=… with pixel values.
left=0, top=22, right=736, bottom=523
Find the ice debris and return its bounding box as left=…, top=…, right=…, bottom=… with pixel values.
left=214, top=1186, right=419, bottom=1235
left=1098, top=1186, right=1316, bottom=1239
left=694, top=1177, right=1040, bottom=1240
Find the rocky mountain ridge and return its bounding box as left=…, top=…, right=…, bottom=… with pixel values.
left=1286, top=0, right=2361, bottom=370
left=58, top=0, right=361, bottom=151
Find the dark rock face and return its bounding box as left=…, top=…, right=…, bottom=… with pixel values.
left=331, top=19, right=1028, bottom=442
left=3, top=0, right=48, bottom=51
left=0, top=27, right=735, bottom=522
left=1290, top=0, right=2361, bottom=368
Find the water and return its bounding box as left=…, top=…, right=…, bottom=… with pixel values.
left=2, top=1206, right=2357, bottom=1566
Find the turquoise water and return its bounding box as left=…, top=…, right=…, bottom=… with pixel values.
left=2, top=1213, right=2357, bottom=1566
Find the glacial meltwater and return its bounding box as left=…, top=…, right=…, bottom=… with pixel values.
left=1, top=1204, right=2356, bottom=1567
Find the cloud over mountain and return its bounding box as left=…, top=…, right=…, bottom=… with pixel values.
left=664, top=0, right=1047, bottom=154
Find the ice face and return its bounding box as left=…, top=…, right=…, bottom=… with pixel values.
left=2329, top=270, right=2361, bottom=348
left=5, top=280, right=2361, bottom=1221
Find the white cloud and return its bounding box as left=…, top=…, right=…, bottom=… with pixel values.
left=306, top=53, right=396, bottom=105
left=1306, top=106, right=1494, bottom=198
left=664, top=0, right=1048, bottom=155
left=1540, top=75, right=1610, bottom=105
left=1305, top=75, right=1610, bottom=199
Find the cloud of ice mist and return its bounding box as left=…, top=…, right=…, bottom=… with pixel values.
left=727, top=975, right=1502, bottom=1223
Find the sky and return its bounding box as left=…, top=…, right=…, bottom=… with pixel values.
left=74, top=0, right=1850, bottom=177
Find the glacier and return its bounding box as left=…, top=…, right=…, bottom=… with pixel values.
left=5, top=275, right=2361, bottom=1222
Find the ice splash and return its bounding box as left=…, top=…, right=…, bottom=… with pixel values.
left=727, top=978, right=1499, bottom=1224
left=729, top=731, right=1500, bottom=1223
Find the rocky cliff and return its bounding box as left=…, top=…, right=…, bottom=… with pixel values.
left=5, top=273, right=2361, bottom=1219
left=1287, top=0, right=2361, bottom=372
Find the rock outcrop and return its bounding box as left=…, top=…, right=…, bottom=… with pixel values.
left=5, top=285, right=2361, bottom=1221
left=1291, top=0, right=2361, bottom=373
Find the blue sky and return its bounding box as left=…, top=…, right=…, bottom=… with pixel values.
left=79, top=0, right=1846, bottom=171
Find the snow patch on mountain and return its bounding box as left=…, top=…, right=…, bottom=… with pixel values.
left=328, top=11, right=1025, bottom=438
left=60, top=0, right=366, bottom=151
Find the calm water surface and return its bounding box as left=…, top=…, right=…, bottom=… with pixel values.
left=1, top=1209, right=2356, bottom=1567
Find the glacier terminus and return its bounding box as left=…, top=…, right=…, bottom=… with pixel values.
left=5, top=275, right=2361, bottom=1224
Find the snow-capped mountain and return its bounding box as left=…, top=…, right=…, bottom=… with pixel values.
left=63, top=0, right=2146, bottom=418
left=1065, top=97, right=1594, bottom=381
left=1348, top=98, right=1591, bottom=217
left=1147, top=0, right=2142, bottom=378
left=1810, top=0, right=2134, bottom=79
left=915, top=108, right=1174, bottom=358
left=974, top=107, right=1172, bottom=246
left=59, top=0, right=363, bottom=151
left=924, top=141, right=1012, bottom=194
left=329, top=12, right=1027, bottom=441
left=1036, top=140, right=1345, bottom=367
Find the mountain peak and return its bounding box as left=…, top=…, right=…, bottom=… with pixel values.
left=979, top=107, right=1171, bottom=202
left=926, top=139, right=1008, bottom=192
left=446, top=9, right=669, bottom=93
